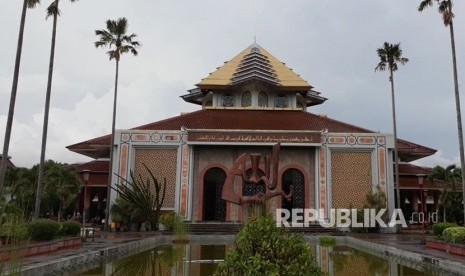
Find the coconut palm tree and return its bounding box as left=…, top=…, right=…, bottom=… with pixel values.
left=45, top=163, right=81, bottom=220
left=375, top=42, right=409, bottom=216
left=94, top=17, right=140, bottom=230
left=428, top=164, right=462, bottom=222
left=34, top=0, right=79, bottom=219
left=418, top=0, right=465, bottom=224
left=0, top=0, right=41, bottom=196
left=9, top=166, right=39, bottom=216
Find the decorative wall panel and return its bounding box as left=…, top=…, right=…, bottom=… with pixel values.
left=331, top=151, right=372, bottom=209
left=134, top=148, right=178, bottom=208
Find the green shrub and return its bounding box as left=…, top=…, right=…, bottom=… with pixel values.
left=173, top=215, right=188, bottom=240
left=0, top=215, right=29, bottom=243
left=433, top=222, right=458, bottom=237
left=59, top=221, right=81, bottom=236
left=319, top=236, right=336, bottom=247
left=160, top=212, right=177, bottom=231
left=442, top=227, right=465, bottom=244
left=215, top=215, right=322, bottom=276
left=28, top=219, right=60, bottom=241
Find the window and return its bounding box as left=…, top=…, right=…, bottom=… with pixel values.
left=258, top=91, right=268, bottom=107
left=241, top=91, right=252, bottom=107
left=275, top=95, right=288, bottom=108
left=222, top=95, right=234, bottom=107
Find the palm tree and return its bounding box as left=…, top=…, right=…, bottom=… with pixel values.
left=45, top=163, right=81, bottom=220
left=419, top=0, right=465, bottom=224
left=0, top=0, right=41, bottom=196
left=34, top=0, right=79, bottom=219
left=428, top=165, right=462, bottom=222
left=375, top=42, right=409, bottom=218
left=94, top=17, right=140, bottom=230
left=9, top=166, right=39, bottom=216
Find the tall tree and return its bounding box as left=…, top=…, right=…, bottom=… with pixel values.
left=94, top=17, right=140, bottom=230
left=45, top=163, right=81, bottom=220
left=428, top=164, right=461, bottom=222
left=418, top=0, right=465, bottom=224
left=34, top=0, right=79, bottom=219
left=375, top=42, right=409, bottom=218
left=9, top=166, right=40, bottom=217
left=0, top=0, right=41, bottom=196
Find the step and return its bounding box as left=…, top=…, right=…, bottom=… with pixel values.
left=187, top=222, right=339, bottom=234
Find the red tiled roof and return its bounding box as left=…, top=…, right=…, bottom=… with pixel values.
left=67, top=109, right=436, bottom=160
left=75, top=160, right=109, bottom=172
left=400, top=177, right=463, bottom=191
left=398, top=163, right=432, bottom=175
left=398, top=164, right=463, bottom=191
left=72, top=160, right=109, bottom=186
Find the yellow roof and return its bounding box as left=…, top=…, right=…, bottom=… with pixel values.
left=197, top=43, right=312, bottom=90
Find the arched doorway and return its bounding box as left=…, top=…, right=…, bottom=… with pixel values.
left=203, top=168, right=227, bottom=221
left=282, top=168, right=305, bottom=217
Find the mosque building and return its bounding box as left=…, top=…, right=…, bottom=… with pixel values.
left=67, top=43, right=437, bottom=225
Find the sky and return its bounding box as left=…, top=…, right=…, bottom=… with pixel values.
left=1, top=0, right=465, bottom=168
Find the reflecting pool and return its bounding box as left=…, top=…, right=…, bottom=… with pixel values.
left=79, top=242, right=459, bottom=276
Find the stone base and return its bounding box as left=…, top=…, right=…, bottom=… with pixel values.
left=0, top=237, right=82, bottom=261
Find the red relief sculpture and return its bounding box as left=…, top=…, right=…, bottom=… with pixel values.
left=222, top=143, right=293, bottom=205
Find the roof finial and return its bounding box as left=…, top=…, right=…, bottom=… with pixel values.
left=254, top=34, right=256, bottom=44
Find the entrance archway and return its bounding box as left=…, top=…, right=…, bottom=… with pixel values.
left=282, top=168, right=305, bottom=216
left=203, top=168, right=227, bottom=221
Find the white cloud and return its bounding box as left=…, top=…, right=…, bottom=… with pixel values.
left=412, top=150, right=461, bottom=169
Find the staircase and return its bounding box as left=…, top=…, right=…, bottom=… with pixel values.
left=187, top=222, right=243, bottom=234
left=187, top=222, right=339, bottom=235
left=282, top=223, right=339, bottom=234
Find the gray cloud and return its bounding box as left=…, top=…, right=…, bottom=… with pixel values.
left=1, top=0, right=465, bottom=168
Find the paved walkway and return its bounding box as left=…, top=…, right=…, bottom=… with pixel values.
left=351, top=233, right=465, bottom=265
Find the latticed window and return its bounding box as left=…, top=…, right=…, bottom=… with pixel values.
left=241, top=91, right=252, bottom=107
left=275, top=95, right=288, bottom=108
left=258, top=91, right=268, bottom=107
left=222, top=95, right=234, bottom=107
left=243, top=169, right=266, bottom=196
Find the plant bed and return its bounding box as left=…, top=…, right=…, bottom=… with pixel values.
left=172, top=238, right=189, bottom=244
left=0, top=237, right=82, bottom=261
left=426, top=239, right=465, bottom=256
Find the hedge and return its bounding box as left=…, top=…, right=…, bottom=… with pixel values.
left=28, top=219, right=60, bottom=241
left=60, top=221, right=81, bottom=236
left=433, top=222, right=458, bottom=237
left=442, top=227, right=465, bottom=244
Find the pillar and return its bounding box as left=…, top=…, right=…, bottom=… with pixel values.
left=412, top=191, right=419, bottom=212
left=433, top=191, right=439, bottom=213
